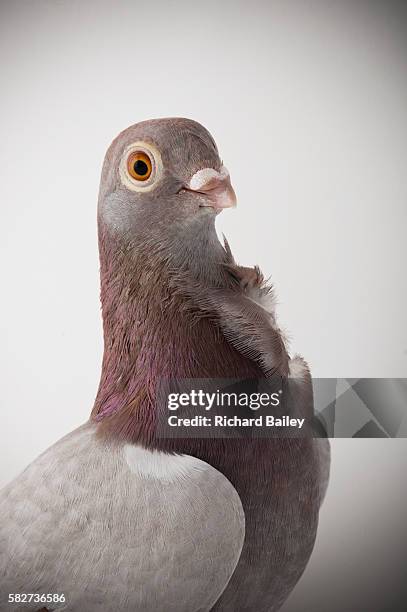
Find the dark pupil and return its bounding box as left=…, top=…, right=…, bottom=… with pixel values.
left=134, top=159, right=148, bottom=176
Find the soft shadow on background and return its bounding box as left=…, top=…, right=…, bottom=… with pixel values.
left=1, top=1, right=406, bottom=610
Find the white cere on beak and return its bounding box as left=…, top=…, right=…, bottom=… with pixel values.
left=188, top=166, right=230, bottom=191
left=187, top=165, right=236, bottom=211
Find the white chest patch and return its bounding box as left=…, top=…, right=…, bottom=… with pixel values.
left=123, top=444, right=210, bottom=484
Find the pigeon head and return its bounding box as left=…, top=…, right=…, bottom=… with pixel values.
left=98, top=118, right=236, bottom=246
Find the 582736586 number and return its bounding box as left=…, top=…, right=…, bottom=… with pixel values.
left=8, top=593, right=66, bottom=604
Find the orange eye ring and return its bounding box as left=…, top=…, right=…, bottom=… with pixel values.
left=127, top=151, right=153, bottom=181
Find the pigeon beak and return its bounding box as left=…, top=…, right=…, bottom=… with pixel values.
left=187, top=166, right=237, bottom=212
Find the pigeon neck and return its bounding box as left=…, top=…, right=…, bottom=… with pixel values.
left=91, top=218, right=231, bottom=443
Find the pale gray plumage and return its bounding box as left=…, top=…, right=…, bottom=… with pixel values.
left=0, top=425, right=244, bottom=611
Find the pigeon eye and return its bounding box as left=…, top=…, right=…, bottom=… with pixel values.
left=127, top=152, right=152, bottom=181
left=120, top=141, right=162, bottom=192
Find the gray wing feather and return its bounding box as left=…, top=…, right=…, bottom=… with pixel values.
left=0, top=424, right=245, bottom=612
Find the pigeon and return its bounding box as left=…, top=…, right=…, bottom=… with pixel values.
left=0, top=118, right=330, bottom=612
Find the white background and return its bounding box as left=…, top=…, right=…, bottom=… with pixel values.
left=1, top=2, right=406, bottom=610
